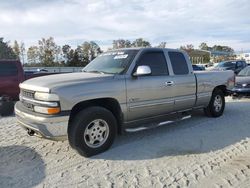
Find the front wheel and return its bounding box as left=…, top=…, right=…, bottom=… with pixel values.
left=68, top=106, right=117, bottom=157
left=204, top=89, right=225, bottom=117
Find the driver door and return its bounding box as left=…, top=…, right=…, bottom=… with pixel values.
left=126, top=50, right=175, bottom=121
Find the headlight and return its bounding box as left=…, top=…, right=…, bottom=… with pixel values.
left=34, top=92, right=59, bottom=101
left=34, top=106, right=61, bottom=115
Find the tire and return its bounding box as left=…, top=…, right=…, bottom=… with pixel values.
left=204, top=89, right=225, bottom=117
left=0, top=101, right=14, bottom=116
left=68, top=106, right=117, bottom=157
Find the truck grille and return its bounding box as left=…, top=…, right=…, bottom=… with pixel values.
left=21, top=90, right=35, bottom=99
left=20, top=89, right=35, bottom=111
left=23, top=101, right=34, bottom=110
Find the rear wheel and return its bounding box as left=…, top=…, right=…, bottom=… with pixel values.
left=204, top=89, right=225, bottom=117
left=68, top=106, right=117, bottom=157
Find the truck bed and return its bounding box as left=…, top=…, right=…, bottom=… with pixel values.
left=194, top=70, right=234, bottom=107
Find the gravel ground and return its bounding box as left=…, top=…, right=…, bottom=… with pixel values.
left=1, top=98, right=250, bottom=188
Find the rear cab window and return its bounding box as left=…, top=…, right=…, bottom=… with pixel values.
left=136, top=51, right=169, bottom=76
left=168, top=52, right=189, bottom=75
left=0, top=62, right=18, bottom=76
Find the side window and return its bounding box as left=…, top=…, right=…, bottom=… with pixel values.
left=0, top=63, right=18, bottom=76
left=136, top=51, right=169, bottom=76
left=168, top=52, right=189, bottom=75
left=237, top=61, right=243, bottom=68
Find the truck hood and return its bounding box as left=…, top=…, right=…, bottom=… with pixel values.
left=20, top=72, right=114, bottom=92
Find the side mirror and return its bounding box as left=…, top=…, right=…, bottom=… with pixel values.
left=133, top=65, right=152, bottom=77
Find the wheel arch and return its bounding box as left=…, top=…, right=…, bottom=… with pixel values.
left=68, top=98, right=124, bottom=134
left=213, top=85, right=227, bottom=96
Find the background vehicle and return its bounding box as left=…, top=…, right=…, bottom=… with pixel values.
left=0, top=60, right=24, bottom=116
left=213, top=60, right=247, bottom=74
left=15, top=48, right=235, bottom=157
left=195, top=63, right=208, bottom=69
left=24, top=69, right=48, bottom=78
left=192, top=64, right=205, bottom=71
left=0, top=60, right=59, bottom=116
left=231, top=66, right=250, bottom=98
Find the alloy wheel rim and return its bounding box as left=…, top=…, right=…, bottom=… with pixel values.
left=214, top=95, right=222, bottom=112
left=84, top=119, right=109, bottom=148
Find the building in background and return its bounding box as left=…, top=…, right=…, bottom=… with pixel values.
left=209, top=50, right=235, bottom=63
left=187, top=50, right=235, bottom=65
left=188, top=50, right=210, bottom=64
left=236, top=52, right=250, bottom=64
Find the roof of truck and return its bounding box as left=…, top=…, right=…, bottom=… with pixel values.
left=108, top=47, right=182, bottom=52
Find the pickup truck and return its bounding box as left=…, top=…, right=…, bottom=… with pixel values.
left=15, top=48, right=235, bottom=157
left=0, top=60, right=58, bottom=116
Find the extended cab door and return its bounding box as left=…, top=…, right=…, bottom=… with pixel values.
left=126, top=49, right=175, bottom=121
left=167, top=51, right=196, bottom=111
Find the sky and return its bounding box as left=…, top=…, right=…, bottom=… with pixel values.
left=1, top=0, right=250, bottom=51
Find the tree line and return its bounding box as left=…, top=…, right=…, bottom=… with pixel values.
left=179, top=43, right=234, bottom=53
left=0, top=37, right=155, bottom=67
left=180, top=43, right=235, bottom=63
left=0, top=37, right=234, bottom=67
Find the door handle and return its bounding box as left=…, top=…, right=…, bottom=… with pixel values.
left=165, top=81, right=174, bottom=86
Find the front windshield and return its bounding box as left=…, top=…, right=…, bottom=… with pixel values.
left=238, top=67, right=250, bottom=76
left=216, top=61, right=236, bottom=68
left=83, top=50, right=139, bottom=74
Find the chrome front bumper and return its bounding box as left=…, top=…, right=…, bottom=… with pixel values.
left=15, top=102, right=69, bottom=141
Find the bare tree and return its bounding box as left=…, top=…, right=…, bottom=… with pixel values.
left=27, top=46, right=39, bottom=65
left=12, top=40, right=20, bottom=59
left=20, top=42, right=26, bottom=64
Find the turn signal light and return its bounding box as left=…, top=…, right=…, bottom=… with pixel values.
left=34, top=106, right=61, bottom=115
left=47, top=107, right=61, bottom=114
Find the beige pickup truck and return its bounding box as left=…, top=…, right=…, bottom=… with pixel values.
left=15, top=48, right=235, bottom=157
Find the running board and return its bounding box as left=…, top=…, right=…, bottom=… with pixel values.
left=125, top=115, right=191, bottom=133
